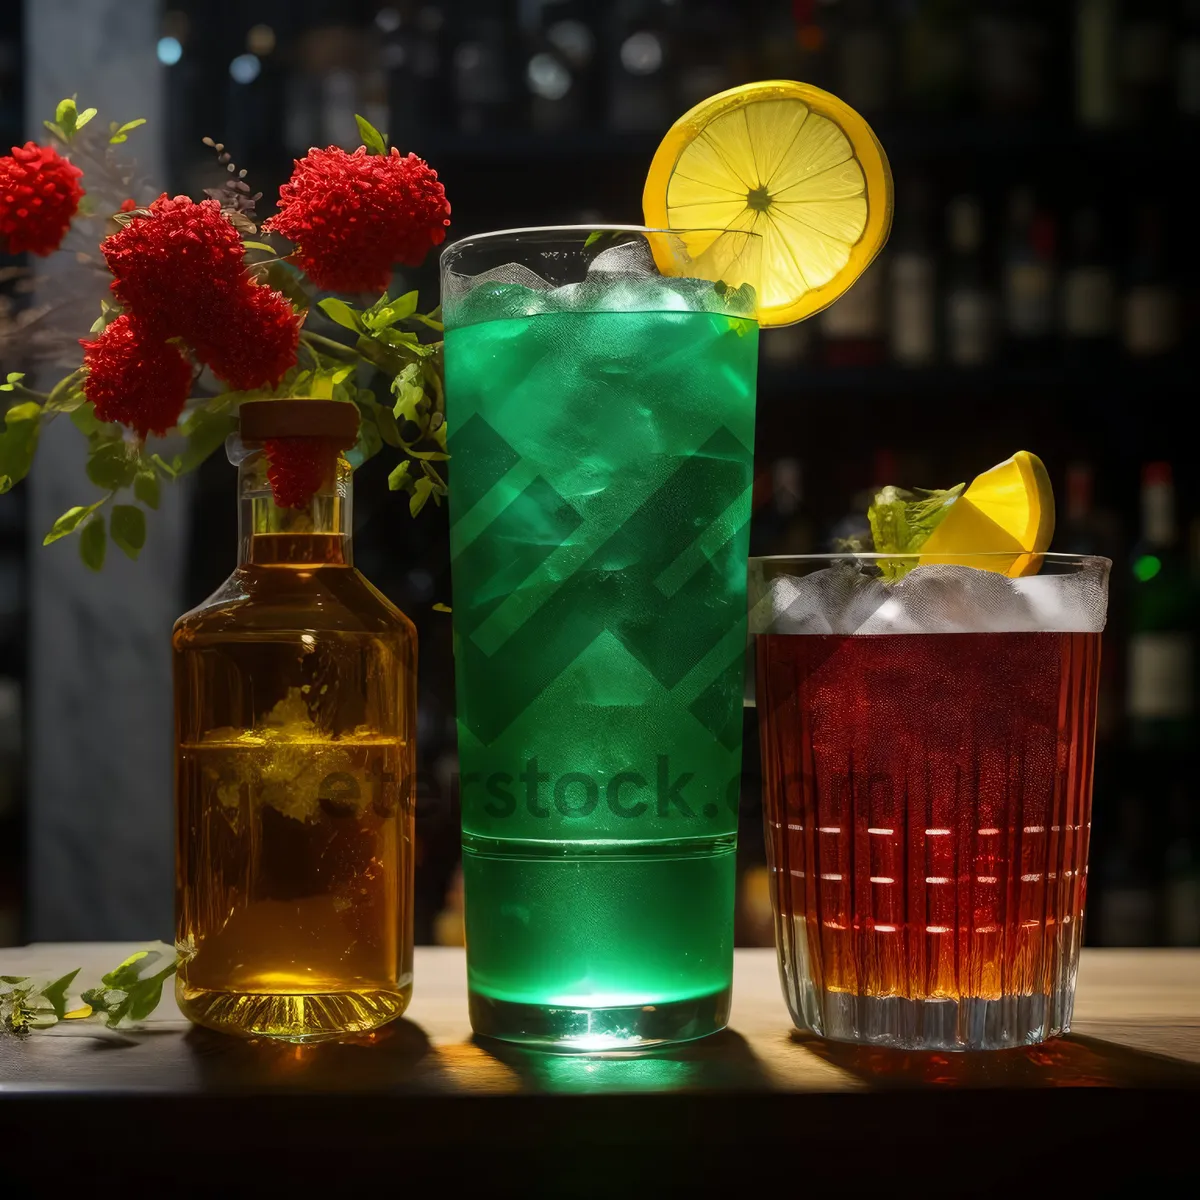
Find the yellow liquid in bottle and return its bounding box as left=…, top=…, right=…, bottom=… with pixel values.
left=174, top=531, right=416, bottom=1041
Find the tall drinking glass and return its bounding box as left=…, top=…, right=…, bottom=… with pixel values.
left=441, top=226, right=761, bottom=1049
left=750, top=553, right=1109, bottom=1050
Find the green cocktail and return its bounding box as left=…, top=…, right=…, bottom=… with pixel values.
left=441, top=227, right=760, bottom=1049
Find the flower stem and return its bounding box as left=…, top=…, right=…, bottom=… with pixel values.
left=300, top=331, right=360, bottom=362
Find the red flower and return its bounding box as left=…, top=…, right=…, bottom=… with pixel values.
left=264, top=145, right=450, bottom=293
left=81, top=314, right=193, bottom=438
left=193, top=282, right=301, bottom=392
left=263, top=437, right=343, bottom=509
left=100, top=194, right=248, bottom=343
left=119, top=198, right=137, bottom=212
left=0, top=141, right=84, bottom=256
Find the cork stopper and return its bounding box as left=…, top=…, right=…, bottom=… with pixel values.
left=239, top=399, right=360, bottom=444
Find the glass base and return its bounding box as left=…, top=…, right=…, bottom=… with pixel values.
left=468, top=987, right=731, bottom=1053
left=791, top=985, right=1074, bottom=1051
left=177, top=981, right=411, bottom=1043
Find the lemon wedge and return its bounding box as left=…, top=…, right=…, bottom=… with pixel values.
left=920, top=452, right=1055, bottom=577
left=643, top=80, right=893, bottom=327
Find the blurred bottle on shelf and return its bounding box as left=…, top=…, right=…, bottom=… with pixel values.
left=943, top=195, right=997, bottom=367
left=0, top=677, right=20, bottom=946
left=1001, top=186, right=1057, bottom=365
left=1095, top=793, right=1159, bottom=945
left=769, top=0, right=834, bottom=92
left=760, top=322, right=813, bottom=370
left=1060, top=206, right=1117, bottom=363
left=1122, top=205, right=1180, bottom=359
left=901, top=0, right=969, bottom=114
left=674, top=0, right=740, bottom=111
left=1075, top=0, right=1119, bottom=128
left=835, top=0, right=893, bottom=116
left=752, top=458, right=814, bottom=559
left=819, top=259, right=886, bottom=367
left=1163, top=788, right=1200, bottom=946
left=1127, top=462, right=1195, bottom=751
left=387, top=5, right=451, bottom=138
left=1180, top=0, right=1200, bottom=120
left=452, top=1, right=518, bottom=133
left=888, top=176, right=937, bottom=367
left=607, top=0, right=673, bottom=132
left=1118, top=0, right=1174, bottom=123
left=522, top=1, right=600, bottom=133
left=973, top=0, right=1050, bottom=115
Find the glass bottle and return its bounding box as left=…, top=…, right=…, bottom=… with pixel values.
left=174, top=400, right=417, bottom=1041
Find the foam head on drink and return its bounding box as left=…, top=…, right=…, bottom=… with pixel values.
left=443, top=252, right=757, bottom=1046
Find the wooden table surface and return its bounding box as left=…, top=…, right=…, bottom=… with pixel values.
left=2, top=945, right=1199, bottom=1191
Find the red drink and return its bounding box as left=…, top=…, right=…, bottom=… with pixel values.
left=758, top=630, right=1102, bottom=1049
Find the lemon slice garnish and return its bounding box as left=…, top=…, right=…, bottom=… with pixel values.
left=643, top=80, right=893, bottom=327
left=920, top=452, right=1056, bottom=578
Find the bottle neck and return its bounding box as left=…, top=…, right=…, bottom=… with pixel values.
left=238, top=454, right=353, bottom=567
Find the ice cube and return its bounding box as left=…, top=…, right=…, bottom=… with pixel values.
left=443, top=263, right=554, bottom=328
left=586, top=239, right=657, bottom=276
left=446, top=280, right=551, bottom=328
left=1011, top=570, right=1108, bottom=633
left=750, top=561, right=891, bottom=636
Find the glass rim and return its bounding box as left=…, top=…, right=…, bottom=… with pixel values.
left=750, top=552, right=1113, bottom=569
left=441, top=223, right=763, bottom=260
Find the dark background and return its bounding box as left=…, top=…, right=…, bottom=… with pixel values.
left=1, top=0, right=1196, bottom=949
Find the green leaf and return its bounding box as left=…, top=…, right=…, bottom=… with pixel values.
left=40, top=969, right=81, bottom=1020
left=411, top=311, right=445, bottom=333
left=387, top=461, right=411, bottom=491
left=109, top=117, right=146, bottom=144
left=110, top=505, right=146, bottom=560
left=79, top=516, right=106, bottom=570
left=355, top=113, right=388, bottom=156
left=70, top=401, right=113, bottom=438
left=92, top=944, right=178, bottom=1028
left=43, top=498, right=107, bottom=545
left=176, top=409, right=237, bottom=475
left=318, top=297, right=363, bottom=333
left=867, top=483, right=965, bottom=579
left=1, top=371, right=24, bottom=389
left=44, top=371, right=86, bottom=412
left=375, top=404, right=403, bottom=448
left=0, top=401, right=41, bottom=491
left=150, top=453, right=178, bottom=479
left=346, top=408, right=384, bottom=469
left=75, top=107, right=97, bottom=131
left=391, top=364, right=425, bottom=423
left=584, top=230, right=603, bottom=248
left=86, top=440, right=139, bottom=491
left=134, top=469, right=160, bottom=510
left=409, top=476, right=434, bottom=516
left=55, top=97, right=77, bottom=135
left=43, top=121, right=67, bottom=141
left=432, top=602, right=452, bottom=613
left=242, top=240, right=277, bottom=255
left=364, top=291, right=418, bottom=331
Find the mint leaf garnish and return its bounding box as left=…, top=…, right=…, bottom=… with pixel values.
left=868, top=483, right=964, bottom=579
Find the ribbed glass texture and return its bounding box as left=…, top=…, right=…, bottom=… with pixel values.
left=758, top=593, right=1104, bottom=1050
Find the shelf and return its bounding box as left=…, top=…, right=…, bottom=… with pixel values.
left=757, top=360, right=1189, bottom=397
left=401, top=119, right=1198, bottom=165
